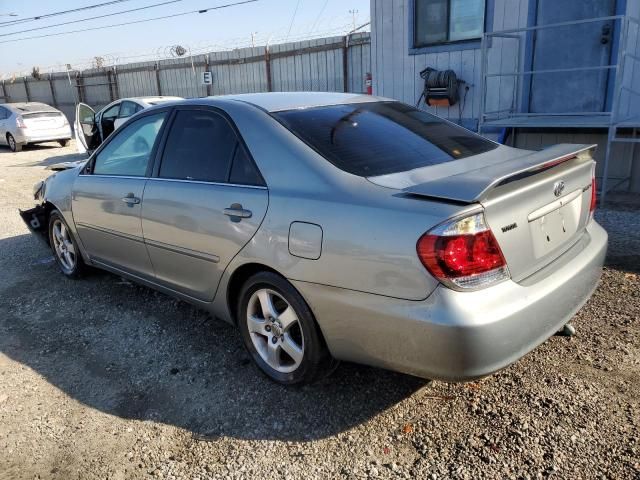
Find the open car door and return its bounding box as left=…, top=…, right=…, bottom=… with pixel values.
left=74, top=103, right=99, bottom=154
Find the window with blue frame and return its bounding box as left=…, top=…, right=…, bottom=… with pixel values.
left=414, top=0, right=486, bottom=48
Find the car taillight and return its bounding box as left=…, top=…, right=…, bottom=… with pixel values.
left=589, top=173, right=597, bottom=220
left=417, top=212, right=509, bottom=290
left=16, top=116, right=26, bottom=128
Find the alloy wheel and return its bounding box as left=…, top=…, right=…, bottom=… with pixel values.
left=51, top=219, right=76, bottom=273
left=246, top=288, right=305, bottom=373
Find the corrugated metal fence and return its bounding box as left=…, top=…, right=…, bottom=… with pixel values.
left=0, top=33, right=371, bottom=123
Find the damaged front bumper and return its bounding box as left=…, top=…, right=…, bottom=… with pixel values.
left=19, top=204, right=49, bottom=245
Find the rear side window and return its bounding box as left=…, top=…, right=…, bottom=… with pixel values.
left=0, top=107, right=9, bottom=120
left=119, top=101, right=138, bottom=118
left=159, top=110, right=237, bottom=183
left=229, top=146, right=263, bottom=186
left=273, top=101, right=497, bottom=177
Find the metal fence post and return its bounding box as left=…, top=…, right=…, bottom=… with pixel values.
left=0, top=80, right=7, bottom=102
left=265, top=46, right=272, bottom=92
left=204, top=55, right=212, bottom=96
left=112, top=66, right=120, bottom=100
left=106, top=69, right=115, bottom=102
left=342, top=35, right=349, bottom=93
left=48, top=74, right=58, bottom=108
left=23, top=77, right=31, bottom=102
left=154, top=62, right=162, bottom=96
left=75, top=72, right=85, bottom=103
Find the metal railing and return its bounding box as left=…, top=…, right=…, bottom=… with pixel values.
left=478, top=14, right=640, bottom=204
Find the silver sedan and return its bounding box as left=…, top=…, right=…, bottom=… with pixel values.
left=20, top=93, right=608, bottom=385
left=0, top=102, right=71, bottom=152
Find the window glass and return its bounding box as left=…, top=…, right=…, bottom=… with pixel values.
left=449, top=0, right=485, bottom=41
left=0, top=107, right=8, bottom=120
left=229, top=146, right=264, bottom=186
left=102, top=103, right=120, bottom=119
left=93, top=112, right=166, bottom=176
left=159, top=110, right=237, bottom=182
left=119, top=101, right=138, bottom=118
left=414, top=0, right=484, bottom=47
left=415, top=0, right=447, bottom=46
left=274, top=102, right=497, bottom=177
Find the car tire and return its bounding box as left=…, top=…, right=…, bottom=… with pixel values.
left=7, top=134, right=22, bottom=152
left=58, top=139, right=70, bottom=147
left=237, top=271, right=336, bottom=385
left=48, top=210, right=85, bottom=278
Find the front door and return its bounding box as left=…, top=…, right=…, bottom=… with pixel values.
left=72, top=111, right=168, bottom=277
left=141, top=107, right=268, bottom=301
left=529, top=0, right=616, bottom=113
left=74, top=103, right=99, bottom=154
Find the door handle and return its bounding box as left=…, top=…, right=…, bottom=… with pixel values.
left=224, top=203, right=252, bottom=219
left=121, top=193, right=140, bottom=206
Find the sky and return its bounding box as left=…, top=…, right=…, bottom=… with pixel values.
left=0, top=0, right=370, bottom=75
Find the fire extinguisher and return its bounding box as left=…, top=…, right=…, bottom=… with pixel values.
left=365, top=72, right=372, bottom=95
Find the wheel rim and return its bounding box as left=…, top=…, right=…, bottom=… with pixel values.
left=247, top=288, right=305, bottom=374
left=51, top=219, right=76, bottom=272
left=8, top=136, right=15, bottom=150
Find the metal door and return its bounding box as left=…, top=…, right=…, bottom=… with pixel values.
left=140, top=107, right=268, bottom=301
left=528, top=0, right=616, bottom=113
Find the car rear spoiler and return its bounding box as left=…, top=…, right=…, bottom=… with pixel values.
left=402, top=144, right=597, bottom=204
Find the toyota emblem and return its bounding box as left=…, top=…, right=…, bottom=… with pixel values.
left=553, top=181, right=565, bottom=197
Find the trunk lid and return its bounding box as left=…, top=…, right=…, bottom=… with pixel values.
left=21, top=111, right=66, bottom=130
left=368, top=144, right=596, bottom=281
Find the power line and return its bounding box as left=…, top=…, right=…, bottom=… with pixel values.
left=284, top=0, right=301, bottom=41
left=309, top=0, right=330, bottom=33
left=1, top=0, right=188, bottom=38
left=0, top=0, right=135, bottom=27
left=0, top=0, right=259, bottom=45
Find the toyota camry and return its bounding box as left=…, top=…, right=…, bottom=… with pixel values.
left=20, top=92, right=608, bottom=385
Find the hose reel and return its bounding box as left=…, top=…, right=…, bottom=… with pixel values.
left=418, top=67, right=461, bottom=107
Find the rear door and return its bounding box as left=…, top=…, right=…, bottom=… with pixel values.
left=74, top=103, right=97, bottom=153
left=141, top=106, right=268, bottom=301
left=0, top=106, right=9, bottom=142
left=72, top=110, right=169, bottom=278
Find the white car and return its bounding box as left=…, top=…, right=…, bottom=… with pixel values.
left=0, top=102, right=72, bottom=152
left=75, top=96, right=182, bottom=153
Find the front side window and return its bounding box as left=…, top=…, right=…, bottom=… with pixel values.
left=414, top=0, right=485, bottom=47
left=273, top=101, right=497, bottom=177
left=93, top=112, right=166, bottom=176
left=159, top=110, right=238, bottom=183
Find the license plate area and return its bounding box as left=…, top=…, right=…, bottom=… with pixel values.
left=528, top=189, right=583, bottom=258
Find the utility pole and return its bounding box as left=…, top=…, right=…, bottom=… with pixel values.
left=349, top=9, right=358, bottom=32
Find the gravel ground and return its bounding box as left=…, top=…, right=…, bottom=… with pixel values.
left=0, top=142, right=639, bottom=480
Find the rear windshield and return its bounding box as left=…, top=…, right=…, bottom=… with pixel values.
left=14, top=103, right=54, bottom=112
left=273, top=101, right=497, bottom=177
left=22, top=112, right=62, bottom=119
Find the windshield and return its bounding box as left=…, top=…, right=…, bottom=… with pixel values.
left=273, top=101, right=497, bottom=177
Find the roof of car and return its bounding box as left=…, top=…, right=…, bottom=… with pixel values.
left=189, top=92, right=387, bottom=113
left=135, top=96, right=183, bottom=104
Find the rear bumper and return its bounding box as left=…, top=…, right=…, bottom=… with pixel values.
left=15, top=126, right=72, bottom=144
left=293, top=221, right=608, bottom=381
